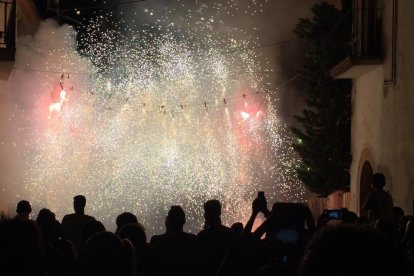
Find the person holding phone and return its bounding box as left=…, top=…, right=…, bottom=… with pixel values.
left=242, top=192, right=315, bottom=273
left=244, top=192, right=315, bottom=239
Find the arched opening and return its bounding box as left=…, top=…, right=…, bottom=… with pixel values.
left=359, top=161, right=373, bottom=216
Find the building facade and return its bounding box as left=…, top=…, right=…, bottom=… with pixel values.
left=331, top=0, right=414, bottom=215
left=0, top=0, right=39, bottom=80
left=0, top=0, right=39, bottom=214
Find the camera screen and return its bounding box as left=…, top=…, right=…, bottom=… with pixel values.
left=274, top=227, right=300, bottom=244
left=327, top=210, right=342, bottom=219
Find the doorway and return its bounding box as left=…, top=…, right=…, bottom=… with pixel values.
left=359, top=161, right=373, bottom=216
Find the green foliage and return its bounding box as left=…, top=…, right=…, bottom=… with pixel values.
left=292, top=2, right=352, bottom=197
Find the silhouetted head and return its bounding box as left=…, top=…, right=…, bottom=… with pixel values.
left=16, top=200, right=32, bottom=218
left=116, top=212, right=138, bottom=234
left=204, top=199, right=221, bottom=225
left=375, top=217, right=398, bottom=240
left=119, top=223, right=147, bottom=249
left=79, top=220, right=106, bottom=252
left=77, top=231, right=134, bottom=276
left=392, top=206, right=404, bottom=223
left=73, top=195, right=86, bottom=214
left=300, top=225, right=411, bottom=275
left=231, top=222, right=243, bottom=237
left=342, top=211, right=358, bottom=224
left=36, top=208, right=57, bottom=241
left=372, top=173, right=386, bottom=190
left=166, top=205, right=186, bottom=230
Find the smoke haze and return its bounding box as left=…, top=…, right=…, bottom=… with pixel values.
left=0, top=1, right=337, bottom=229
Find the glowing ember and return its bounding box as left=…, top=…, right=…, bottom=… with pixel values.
left=241, top=111, right=251, bottom=120
left=48, top=89, right=67, bottom=118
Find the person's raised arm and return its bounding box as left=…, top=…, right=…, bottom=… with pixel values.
left=252, top=219, right=268, bottom=240
left=243, top=197, right=261, bottom=236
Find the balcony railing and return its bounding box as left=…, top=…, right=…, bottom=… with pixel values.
left=0, top=0, right=16, bottom=61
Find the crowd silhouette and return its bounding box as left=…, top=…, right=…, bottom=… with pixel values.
left=1, top=173, right=413, bottom=275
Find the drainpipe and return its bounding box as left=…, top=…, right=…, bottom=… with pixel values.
left=384, top=0, right=397, bottom=87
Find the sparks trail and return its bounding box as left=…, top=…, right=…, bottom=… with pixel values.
left=23, top=2, right=305, bottom=235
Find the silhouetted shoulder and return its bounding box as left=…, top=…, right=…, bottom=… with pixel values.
left=150, top=233, right=167, bottom=246
left=171, top=232, right=200, bottom=246
left=198, top=224, right=233, bottom=238
left=62, top=213, right=76, bottom=222
left=154, top=232, right=199, bottom=247
left=182, top=232, right=198, bottom=240
left=62, top=213, right=95, bottom=222
left=84, top=214, right=95, bottom=221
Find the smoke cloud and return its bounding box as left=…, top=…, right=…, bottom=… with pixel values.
left=0, top=1, right=337, bottom=228
left=0, top=20, right=93, bottom=213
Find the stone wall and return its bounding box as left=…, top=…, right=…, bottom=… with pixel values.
left=350, top=0, right=414, bottom=215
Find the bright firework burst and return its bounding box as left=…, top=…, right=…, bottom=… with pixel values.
left=22, top=1, right=305, bottom=234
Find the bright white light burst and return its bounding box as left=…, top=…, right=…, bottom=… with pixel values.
left=23, top=2, right=305, bottom=234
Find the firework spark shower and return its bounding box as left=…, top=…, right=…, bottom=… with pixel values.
left=2, top=1, right=306, bottom=234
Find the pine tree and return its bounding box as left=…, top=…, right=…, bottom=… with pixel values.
left=292, top=2, right=352, bottom=197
